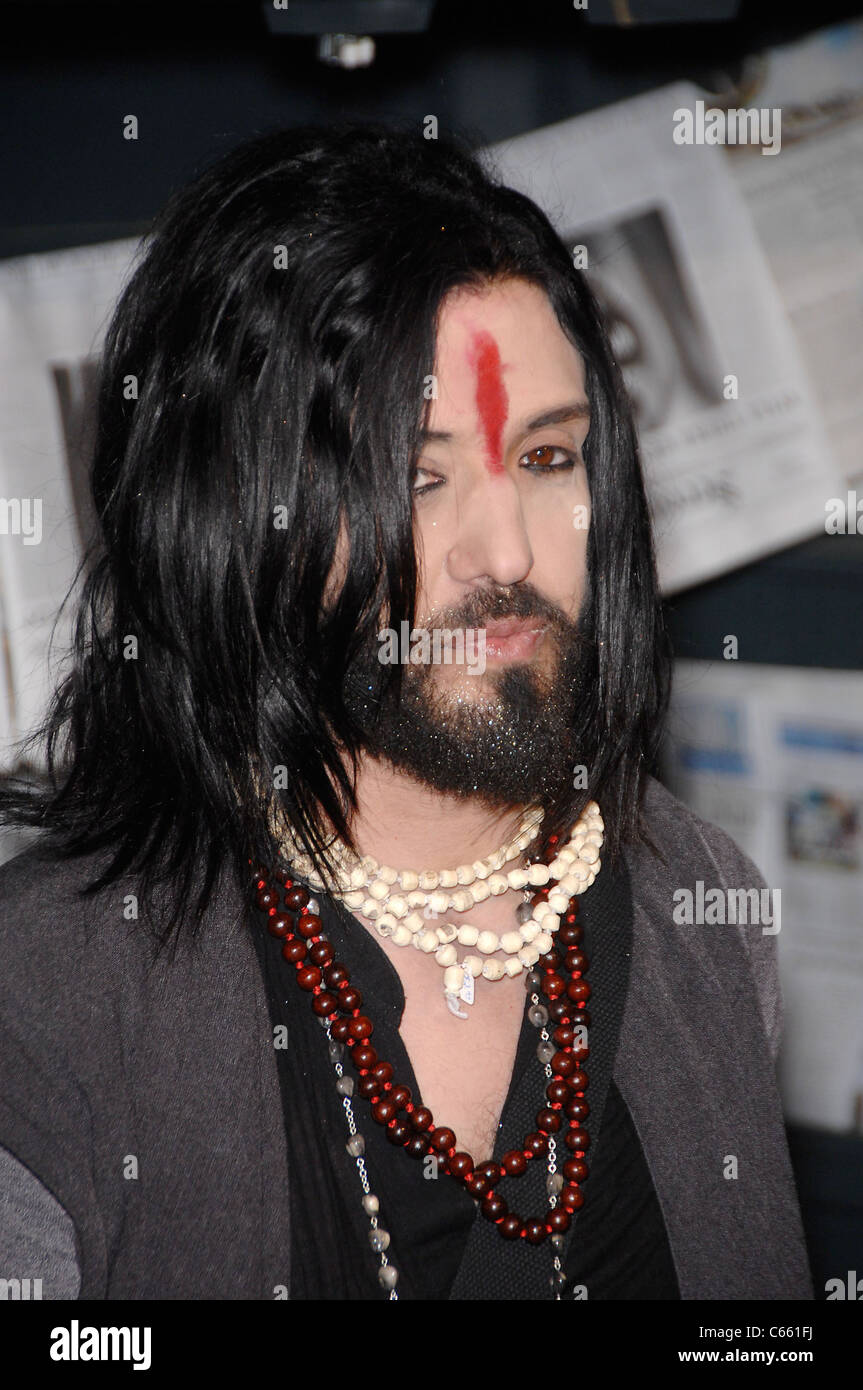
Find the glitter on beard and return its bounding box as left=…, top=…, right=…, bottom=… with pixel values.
left=340, top=586, right=592, bottom=810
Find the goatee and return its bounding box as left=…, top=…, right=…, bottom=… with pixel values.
left=341, top=584, right=593, bottom=813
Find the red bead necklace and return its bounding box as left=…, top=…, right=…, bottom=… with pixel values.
left=252, top=862, right=592, bottom=1255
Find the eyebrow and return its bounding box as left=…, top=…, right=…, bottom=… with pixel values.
left=420, top=400, right=591, bottom=445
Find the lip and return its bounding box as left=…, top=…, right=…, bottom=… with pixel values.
left=483, top=618, right=544, bottom=638
left=482, top=619, right=547, bottom=660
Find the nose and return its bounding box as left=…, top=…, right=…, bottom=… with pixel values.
left=445, top=470, right=534, bottom=588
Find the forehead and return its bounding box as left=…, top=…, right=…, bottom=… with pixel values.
left=430, top=278, right=586, bottom=428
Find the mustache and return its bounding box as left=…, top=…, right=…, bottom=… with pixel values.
left=414, top=585, right=574, bottom=634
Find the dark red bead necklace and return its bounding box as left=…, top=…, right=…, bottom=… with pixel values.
left=252, top=860, right=592, bottom=1281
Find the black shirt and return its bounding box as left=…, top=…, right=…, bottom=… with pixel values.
left=250, top=849, right=681, bottom=1300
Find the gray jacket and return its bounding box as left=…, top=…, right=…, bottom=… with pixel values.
left=0, top=776, right=813, bottom=1299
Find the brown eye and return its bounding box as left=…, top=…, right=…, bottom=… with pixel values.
left=521, top=445, right=576, bottom=472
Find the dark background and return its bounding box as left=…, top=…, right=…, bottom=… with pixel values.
left=2, top=0, right=862, bottom=1296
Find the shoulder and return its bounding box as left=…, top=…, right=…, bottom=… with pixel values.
left=628, top=774, right=768, bottom=890
left=623, top=775, right=782, bottom=1059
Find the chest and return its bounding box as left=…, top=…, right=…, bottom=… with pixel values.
left=396, top=969, right=528, bottom=1161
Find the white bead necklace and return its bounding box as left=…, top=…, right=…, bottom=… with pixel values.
left=282, top=801, right=604, bottom=1017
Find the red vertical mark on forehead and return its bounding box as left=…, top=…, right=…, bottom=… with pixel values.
left=468, top=330, right=508, bottom=476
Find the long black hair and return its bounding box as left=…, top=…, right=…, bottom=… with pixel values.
left=0, top=120, right=673, bottom=942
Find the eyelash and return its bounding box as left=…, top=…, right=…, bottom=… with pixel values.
left=411, top=445, right=581, bottom=497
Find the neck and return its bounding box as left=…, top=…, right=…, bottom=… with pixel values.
left=344, top=753, right=533, bottom=871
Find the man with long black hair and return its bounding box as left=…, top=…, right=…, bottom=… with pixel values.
left=0, top=124, right=811, bottom=1300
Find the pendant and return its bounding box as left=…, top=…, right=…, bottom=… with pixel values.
left=444, top=962, right=474, bottom=1019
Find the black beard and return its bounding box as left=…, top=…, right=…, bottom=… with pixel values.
left=340, top=585, right=592, bottom=812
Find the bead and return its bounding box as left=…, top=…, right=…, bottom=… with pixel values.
left=476, top=930, right=499, bottom=955
left=431, top=1127, right=456, bottom=1153
left=416, top=930, right=438, bottom=953
left=374, top=913, right=397, bottom=935
left=418, top=870, right=439, bottom=890
left=351, top=1016, right=374, bottom=1040
left=534, top=932, right=553, bottom=955
left=464, top=955, right=483, bottom=978
left=405, top=1134, right=428, bottom=1159
left=429, top=891, right=449, bottom=914
left=389, top=1084, right=411, bottom=1110
left=369, top=1228, right=390, bottom=1252
left=481, top=959, right=505, bottom=981
left=546, top=1079, right=570, bottom=1105
left=451, top=889, right=473, bottom=912
left=328, top=1041, right=344, bottom=1063
left=516, top=902, right=534, bottom=924
left=456, top=863, right=476, bottom=885
left=566, top=1097, right=590, bottom=1122
left=339, top=985, right=362, bottom=1011
left=507, top=868, right=529, bottom=889
left=325, top=962, right=349, bottom=988
left=336, top=1076, right=354, bottom=1097
left=435, top=923, right=457, bottom=943
left=527, top=863, right=550, bottom=885
left=468, top=881, right=490, bottom=904
left=362, top=1193, right=379, bottom=1215
left=313, top=991, right=338, bottom=1017
left=501, top=1149, right=527, bottom=1176
left=525, top=970, right=542, bottom=992
left=371, top=1061, right=394, bottom=1086
left=542, top=974, right=565, bottom=1000
left=438, top=868, right=458, bottom=888
left=527, top=1003, right=548, bottom=1027
left=403, top=913, right=424, bottom=933
left=519, top=946, right=540, bottom=967
left=487, top=874, right=509, bottom=896
left=563, top=1157, right=589, bottom=1183
left=378, top=1266, right=398, bottom=1291
left=435, top=944, right=458, bottom=967
left=500, top=1214, right=522, bottom=1239
left=346, top=1135, right=365, bottom=1157
left=297, top=914, right=322, bottom=938
left=504, top=958, right=522, bottom=977
left=351, top=1043, right=377, bottom=1069
left=565, top=1127, right=590, bottom=1151
left=536, top=1107, right=561, bottom=1133
left=309, top=940, right=334, bottom=965
left=285, top=886, right=309, bottom=911
left=567, top=979, right=591, bottom=1005
left=267, top=911, right=291, bottom=938
left=386, top=1117, right=411, bottom=1144
left=456, top=925, right=478, bottom=946
left=399, top=869, right=419, bottom=891
left=524, top=1219, right=547, bottom=1245
left=296, top=965, right=321, bottom=990
left=546, top=1171, right=564, bottom=1195
left=390, top=925, right=412, bottom=946
left=369, top=880, right=389, bottom=901
left=411, top=1107, right=434, bottom=1132
left=372, top=1098, right=398, bottom=1124
left=447, top=1152, right=474, bottom=1180
left=524, top=1132, right=549, bottom=1158
left=536, top=1040, right=555, bottom=1065
left=500, top=931, right=522, bottom=954
left=443, top=965, right=464, bottom=994
left=481, top=1192, right=508, bottom=1222
left=282, top=939, right=307, bottom=964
